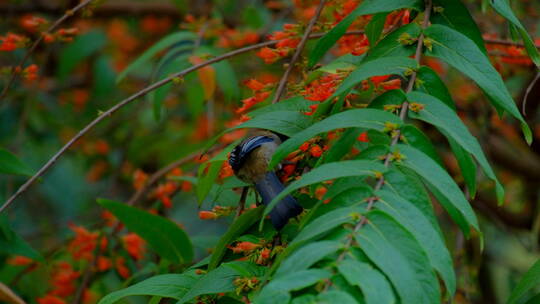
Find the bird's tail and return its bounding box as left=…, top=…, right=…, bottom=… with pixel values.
left=255, top=171, right=303, bottom=230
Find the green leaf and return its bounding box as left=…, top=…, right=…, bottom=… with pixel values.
left=317, top=290, right=359, bottom=304
left=275, top=241, right=342, bottom=278
left=401, top=124, right=443, bottom=166
left=116, top=31, right=196, bottom=82
left=0, top=148, right=32, bottom=176
left=262, top=160, right=386, bottom=225
left=307, top=0, right=422, bottom=67
left=448, top=137, right=477, bottom=198
left=269, top=108, right=402, bottom=168
left=0, top=216, right=43, bottom=261
left=375, top=189, right=456, bottom=296
left=196, top=143, right=236, bottom=204
left=257, top=269, right=331, bottom=304
left=407, top=91, right=503, bottom=203
left=396, top=144, right=479, bottom=235
left=431, top=0, right=487, bottom=54
left=366, top=23, right=421, bottom=61
left=98, top=273, right=198, bottom=304
left=490, top=0, right=540, bottom=67
left=337, top=259, right=396, bottom=304
left=334, top=57, right=418, bottom=97
left=383, top=167, right=441, bottom=236
left=179, top=261, right=262, bottom=304
left=508, top=259, right=540, bottom=304
left=293, top=207, right=359, bottom=246
left=424, top=24, right=531, bottom=144
left=356, top=210, right=441, bottom=304
left=98, top=199, right=193, bottom=264
left=208, top=206, right=264, bottom=270
left=248, top=97, right=312, bottom=117
left=415, top=66, right=455, bottom=109
left=214, top=60, right=240, bottom=102
left=365, top=13, right=388, bottom=46
left=58, top=30, right=107, bottom=81
left=230, top=111, right=314, bottom=137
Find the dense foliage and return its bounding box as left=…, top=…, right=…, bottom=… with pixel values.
left=1, top=0, right=540, bottom=303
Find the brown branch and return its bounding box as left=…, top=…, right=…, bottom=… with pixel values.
left=0, top=0, right=95, bottom=103
left=127, top=144, right=225, bottom=207
left=0, top=30, right=365, bottom=214
left=271, top=0, right=327, bottom=104
left=326, top=0, right=433, bottom=287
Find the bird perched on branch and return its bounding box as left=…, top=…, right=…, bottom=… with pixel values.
left=229, top=130, right=302, bottom=230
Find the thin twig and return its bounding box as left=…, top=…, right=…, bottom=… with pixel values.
left=0, top=0, right=95, bottom=103
left=522, top=72, right=540, bottom=116
left=271, top=0, right=327, bottom=104
left=127, top=145, right=225, bottom=206
left=326, top=0, right=433, bottom=288
left=0, top=30, right=365, bottom=214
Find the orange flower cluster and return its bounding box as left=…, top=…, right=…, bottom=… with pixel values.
left=8, top=255, right=35, bottom=266
left=49, top=262, right=81, bottom=297
left=122, top=232, right=146, bottom=260
left=218, top=29, right=260, bottom=48
left=132, top=169, right=148, bottom=190
left=0, top=32, right=28, bottom=51
left=20, top=14, right=48, bottom=32
left=198, top=205, right=235, bottom=220
left=256, top=24, right=300, bottom=64
left=236, top=78, right=272, bottom=114
left=337, top=33, right=369, bottom=56
left=67, top=224, right=103, bottom=261
left=228, top=241, right=272, bottom=265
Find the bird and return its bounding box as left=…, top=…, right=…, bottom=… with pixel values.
left=229, top=129, right=303, bottom=230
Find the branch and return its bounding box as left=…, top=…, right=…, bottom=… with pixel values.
left=0, top=0, right=95, bottom=103
left=271, top=0, right=327, bottom=104
left=326, top=0, right=433, bottom=286
left=0, top=30, right=365, bottom=214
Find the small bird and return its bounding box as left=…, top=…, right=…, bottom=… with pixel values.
left=229, top=130, right=303, bottom=230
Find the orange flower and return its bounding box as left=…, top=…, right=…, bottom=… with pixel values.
left=23, top=64, right=38, bottom=81
left=94, top=140, right=110, bottom=155
left=299, top=142, right=310, bottom=152
left=96, top=256, right=112, bottom=272
left=244, top=79, right=266, bottom=91
left=37, top=295, right=66, bottom=304
left=50, top=262, right=80, bottom=297
left=101, top=210, right=116, bottom=227
left=20, top=14, right=48, bottom=32
left=122, top=233, right=146, bottom=261
left=7, top=255, right=34, bottom=266
left=357, top=132, right=369, bottom=142
left=82, top=289, right=97, bottom=304
left=257, top=47, right=279, bottom=64
left=229, top=241, right=260, bottom=254
left=380, top=79, right=402, bottom=91
left=133, top=169, right=148, bottom=190
left=310, top=145, right=323, bottom=157
left=67, top=224, right=98, bottom=261
left=0, top=32, right=27, bottom=51
left=315, top=186, right=328, bottom=200
left=115, top=257, right=130, bottom=279
left=199, top=211, right=218, bottom=220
